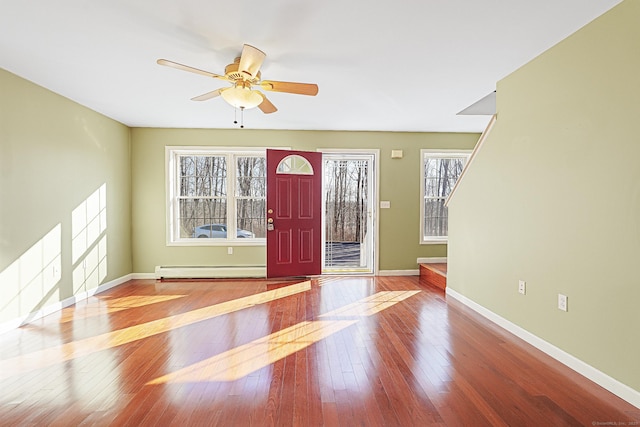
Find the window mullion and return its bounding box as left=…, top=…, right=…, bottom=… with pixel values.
left=172, top=152, right=181, bottom=242
left=227, top=154, right=237, bottom=239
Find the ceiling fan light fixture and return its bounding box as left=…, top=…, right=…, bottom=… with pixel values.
left=221, top=84, right=263, bottom=109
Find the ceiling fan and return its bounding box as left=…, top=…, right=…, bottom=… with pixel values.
left=157, top=44, right=319, bottom=117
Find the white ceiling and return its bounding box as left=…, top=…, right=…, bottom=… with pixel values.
left=0, top=0, right=621, bottom=133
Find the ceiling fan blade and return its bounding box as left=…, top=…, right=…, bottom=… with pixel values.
left=238, top=44, right=266, bottom=80
left=191, top=88, right=226, bottom=101
left=260, top=80, right=319, bottom=96
left=157, top=59, right=226, bottom=80
left=257, top=92, right=277, bottom=114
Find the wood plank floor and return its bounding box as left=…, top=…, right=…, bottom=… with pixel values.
left=0, top=276, right=638, bottom=426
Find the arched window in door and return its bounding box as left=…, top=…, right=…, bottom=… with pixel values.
left=276, top=155, right=314, bottom=175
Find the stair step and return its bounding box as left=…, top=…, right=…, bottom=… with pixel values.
left=419, top=263, right=447, bottom=291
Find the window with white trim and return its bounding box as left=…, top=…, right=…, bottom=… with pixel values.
left=166, top=147, right=266, bottom=245
left=420, top=150, right=470, bottom=243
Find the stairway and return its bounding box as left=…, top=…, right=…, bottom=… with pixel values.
left=419, top=263, right=447, bottom=291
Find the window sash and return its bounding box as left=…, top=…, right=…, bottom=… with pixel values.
left=420, top=150, right=469, bottom=243
left=167, top=147, right=266, bottom=245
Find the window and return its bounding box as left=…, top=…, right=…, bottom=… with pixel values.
left=166, top=147, right=266, bottom=245
left=277, top=155, right=314, bottom=175
left=420, top=150, right=470, bottom=243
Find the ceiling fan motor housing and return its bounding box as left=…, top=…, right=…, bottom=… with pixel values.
left=225, top=58, right=261, bottom=84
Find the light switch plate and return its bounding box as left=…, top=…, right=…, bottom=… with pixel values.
left=391, top=150, right=403, bottom=159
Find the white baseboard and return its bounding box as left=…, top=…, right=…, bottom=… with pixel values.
left=0, top=273, right=134, bottom=335
left=417, top=257, right=447, bottom=264
left=446, top=287, right=640, bottom=409
left=131, top=272, right=156, bottom=280
left=378, top=269, right=419, bottom=276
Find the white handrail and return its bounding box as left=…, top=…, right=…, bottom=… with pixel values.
left=445, top=114, right=497, bottom=207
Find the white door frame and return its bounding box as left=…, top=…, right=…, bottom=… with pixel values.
left=319, top=149, right=380, bottom=275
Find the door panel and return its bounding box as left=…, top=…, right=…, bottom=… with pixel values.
left=298, top=178, right=314, bottom=218
left=299, top=229, right=313, bottom=262
left=322, top=152, right=376, bottom=273
left=267, top=149, right=322, bottom=278
left=276, top=178, right=292, bottom=218
left=276, top=230, right=291, bottom=264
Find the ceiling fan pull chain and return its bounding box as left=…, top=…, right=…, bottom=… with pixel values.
left=234, top=108, right=238, bottom=125
left=240, top=106, right=245, bottom=128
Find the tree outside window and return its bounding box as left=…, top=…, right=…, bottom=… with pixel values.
left=421, top=150, right=469, bottom=243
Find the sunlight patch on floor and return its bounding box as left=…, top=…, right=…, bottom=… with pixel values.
left=148, top=320, right=358, bottom=383
left=149, top=290, right=421, bottom=383
left=0, top=280, right=312, bottom=379
left=57, top=294, right=188, bottom=323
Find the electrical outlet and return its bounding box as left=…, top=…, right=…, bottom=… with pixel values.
left=518, top=280, right=526, bottom=295
left=227, top=247, right=233, bottom=255
left=558, top=294, right=568, bottom=311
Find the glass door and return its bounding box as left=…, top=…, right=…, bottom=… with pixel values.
left=322, top=152, right=376, bottom=274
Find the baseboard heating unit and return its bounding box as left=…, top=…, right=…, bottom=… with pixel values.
left=154, top=265, right=266, bottom=279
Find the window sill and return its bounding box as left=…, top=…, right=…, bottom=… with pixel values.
left=420, top=239, right=448, bottom=245
left=167, top=238, right=266, bottom=247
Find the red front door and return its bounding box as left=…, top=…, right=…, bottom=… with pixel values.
left=266, top=149, right=322, bottom=278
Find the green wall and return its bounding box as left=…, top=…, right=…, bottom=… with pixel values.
left=0, top=65, right=477, bottom=326
left=130, top=128, right=478, bottom=273
left=447, top=0, right=640, bottom=393
left=0, top=69, right=132, bottom=324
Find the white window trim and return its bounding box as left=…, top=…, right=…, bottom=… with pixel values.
left=165, top=146, right=269, bottom=247
left=419, top=149, right=471, bottom=245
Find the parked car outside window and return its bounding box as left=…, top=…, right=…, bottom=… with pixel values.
left=192, top=224, right=255, bottom=238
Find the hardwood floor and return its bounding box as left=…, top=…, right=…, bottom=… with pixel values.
left=0, top=276, right=638, bottom=426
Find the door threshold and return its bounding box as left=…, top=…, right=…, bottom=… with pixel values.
left=322, top=270, right=374, bottom=275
